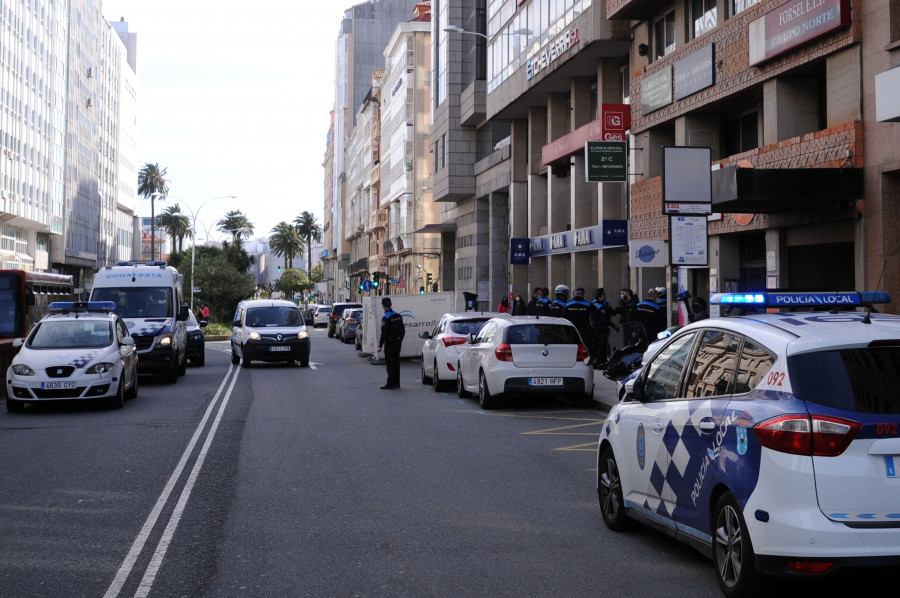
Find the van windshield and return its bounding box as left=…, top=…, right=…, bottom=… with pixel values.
left=92, top=287, right=173, bottom=318
left=246, top=306, right=302, bottom=327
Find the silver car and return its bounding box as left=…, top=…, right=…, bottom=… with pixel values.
left=419, top=312, right=505, bottom=391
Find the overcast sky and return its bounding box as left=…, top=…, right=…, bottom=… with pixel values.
left=101, top=1, right=350, bottom=243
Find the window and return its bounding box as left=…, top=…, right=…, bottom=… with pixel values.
left=733, top=0, right=761, bottom=16
left=686, top=331, right=740, bottom=398
left=653, top=10, right=675, bottom=61
left=723, top=111, right=758, bottom=156
left=735, top=339, right=775, bottom=394
left=642, top=332, right=698, bottom=401
left=692, top=0, right=717, bottom=39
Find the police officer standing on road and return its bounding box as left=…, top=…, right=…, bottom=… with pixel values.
left=377, top=297, right=405, bottom=389
left=590, top=288, right=615, bottom=368
left=534, top=287, right=551, bottom=316
left=634, top=288, right=663, bottom=347
left=563, top=287, right=591, bottom=351
left=548, top=285, right=569, bottom=317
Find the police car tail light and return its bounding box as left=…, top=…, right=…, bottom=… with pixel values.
left=494, top=342, right=513, bottom=362
left=442, top=337, right=467, bottom=348
left=754, top=415, right=860, bottom=457
left=786, top=561, right=835, bottom=574
left=577, top=343, right=590, bottom=361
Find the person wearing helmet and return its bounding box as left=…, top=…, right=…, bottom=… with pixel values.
left=563, top=287, right=591, bottom=351
left=534, top=287, right=551, bottom=316
left=548, top=284, right=569, bottom=317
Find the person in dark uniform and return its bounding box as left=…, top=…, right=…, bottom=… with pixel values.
left=634, top=288, right=663, bottom=348
left=377, top=297, right=405, bottom=389
left=590, top=288, right=615, bottom=368
left=688, top=296, right=709, bottom=322
left=563, top=287, right=591, bottom=350
left=548, top=284, right=569, bottom=317
left=526, top=288, right=541, bottom=315
left=616, top=288, right=637, bottom=324
left=534, top=287, right=551, bottom=316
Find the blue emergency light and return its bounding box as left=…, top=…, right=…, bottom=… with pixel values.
left=709, top=291, right=891, bottom=308
left=49, top=301, right=116, bottom=313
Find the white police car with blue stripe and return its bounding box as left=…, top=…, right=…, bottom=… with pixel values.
left=596, top=291, right=900, bottom=596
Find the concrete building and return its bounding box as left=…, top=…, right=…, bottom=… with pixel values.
left=110, top=17, right=139, bottom=265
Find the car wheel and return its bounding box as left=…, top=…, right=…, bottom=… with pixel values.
left=195, top=350, right=205, bottom=367
left=241, top=349, right=251, bottom=368
left=125, top=368, right=139, bottom=399
left=328, top=327, right=334, bottom=338
left=432, top=361, right=443, bottom=392
left=177, top=352, right=187, bottom=376
left=6, top=398, right=24, bottom=413
left=478, top=371, right=499, bottom=409
left=421, top=361, right=432, bottom=385
left=713, top=492, right=760, bottom=597
left=597, top=446, right=635, bottom=531
left=108, top=378, right=125, bottom=409
left=456, top=367, right=470, bottom=398
left=299, top=350, right=310, bottom=367
left=166, top=357, right=178, bottom=384
left=231, top=346, right=240, bottom=365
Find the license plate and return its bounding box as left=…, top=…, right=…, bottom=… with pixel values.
left=270, top=346, right=290, bottom=352
left=530, top=377, right=563, bottom=387
left=887, top=456, right=897, bottom=478
left=41, top=381, right=77, bottom=390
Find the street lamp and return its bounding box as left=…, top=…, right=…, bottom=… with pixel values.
left=149, top=192, right=166, bottom=262
left=443, top=24, right=488, bottom=39
left=178, top=195, right=237, bottom=314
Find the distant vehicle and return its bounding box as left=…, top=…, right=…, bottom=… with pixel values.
left=90, top=261, right=189, bottom=383
left=231, top=299, right=310, bottom=367
left=302, top=304, right=322, bottom=326
left=419, top=312, right=505, bottom=391
left=313, top=305, right=332, bottom=328
left=336, top=308, right=363, bottom=344
left=185, top=310, right=207, bottom=366
left=455, top=315, right=593, bottom=409
left=6, top=301, right=138, bottom=411
left=328, top=302, right=361, bottom=338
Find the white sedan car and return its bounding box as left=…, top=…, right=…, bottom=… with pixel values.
left=419, top=312, right=505, bottom=391
left=456, top=315, right=594, bottom=409
left=6, top=301, right=139, bottom=412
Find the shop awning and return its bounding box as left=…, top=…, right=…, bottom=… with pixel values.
left=711, top=166, right=863, bottom=213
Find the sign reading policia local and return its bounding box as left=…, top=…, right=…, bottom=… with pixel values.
left=585, top=141, right=627, bottom=182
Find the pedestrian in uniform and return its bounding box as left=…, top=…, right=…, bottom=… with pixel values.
left=534, top=287, right=551, bottom=316
left=377, top=297, right=405, bottom=389
left=634, top=288, right=663, bottom=348
left=590, top=288, right=615, bottom=368
left=548, top=285, right=569, bottom=317
left=563, top=287, right=592, bottom=351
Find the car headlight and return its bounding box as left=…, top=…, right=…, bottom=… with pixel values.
left=248, top=331, right=261, bottom=340
left=158, top=333, right=173, bottom=347
left=86, top=362, right=114, bottom=374
left=298, top=331, right=309, bottom=340
left=11, top=364, right=35, bottom=376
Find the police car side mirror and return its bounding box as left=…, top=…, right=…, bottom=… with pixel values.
left=418, top=331, right=431, bottom=339
left=199, top=320, right=208, bottom=328
left=233, top=319, right=242, bottom=328
left=12, top=338, right=23, bottom=349
left=467, top=333, right=475, bottom=344
left=121, top=336, right=135, bottom=347
left=630, top=377, right=647, bottom=401
left=177, top=305, right=189, bottom=321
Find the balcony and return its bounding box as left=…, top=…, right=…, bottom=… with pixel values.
left=383, top=239, right=395, bottom=254
left=369, top=256, right=387, bottom=272
left=370, top=209, right=388, bottom=231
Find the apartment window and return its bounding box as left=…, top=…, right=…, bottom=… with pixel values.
left=692, top=0, right=717, bottom=39
left=653, top=10, right=675, bottom=61
left=891, top=0, right=900, bottom=43
left=733, top=0, right=761, bottom=16
left=723, top=112, right=759, bottom=157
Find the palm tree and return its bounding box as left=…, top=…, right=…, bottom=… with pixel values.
left=217, top=210, right=254, bottom=243
left=293, top=211, right=323, bottom=276
left=158, top=204, right=192, bottom=253
left=269, top=222, right=304, bottom=269
left=137, top=163, right=169, bottom=261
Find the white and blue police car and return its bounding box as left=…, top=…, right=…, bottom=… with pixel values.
left=6, top=302, right=139, bottom=412
left=596, top=291, right=900, bottom=596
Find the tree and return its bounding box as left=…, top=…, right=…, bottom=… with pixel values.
left=217, top=210, right=254, bottom=243
left=269, top=222, right=304, bottom=269
left=158, top=204, right=192, bottom=253
left=137, top=163, right=169, bottom=261
left=294, top=211, right=323, bottom=276
left=274, top=268, right=309, bottom=299
left=185, top=244, right=256, bottom=323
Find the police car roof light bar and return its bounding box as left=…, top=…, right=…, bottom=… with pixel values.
left=709, top=291, right=891, bottom=308
left=49, top=301, right=116, bottom=313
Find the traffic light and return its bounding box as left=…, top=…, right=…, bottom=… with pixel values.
left=372, top=273, right=379, bottom=288
left=419, top=286, right=425, bottom=294
left=358, top=280, right=365, bottom=291
left=277, top=266, right=281, bottom=272
left=426, top=273, right=433, bottom=288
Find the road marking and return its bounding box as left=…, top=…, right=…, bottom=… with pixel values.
left=104, top=364, right=241, bottom=598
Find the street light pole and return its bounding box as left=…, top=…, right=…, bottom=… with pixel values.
left=180, top=195, right=237, bottom=315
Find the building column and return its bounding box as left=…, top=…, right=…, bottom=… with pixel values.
left=489, top=192, right=510, bottom=308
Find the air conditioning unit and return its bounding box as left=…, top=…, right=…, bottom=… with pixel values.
left=86, top=98, right=93, bottom=107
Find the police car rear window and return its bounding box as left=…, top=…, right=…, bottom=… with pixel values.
left=789, top=348, right=900, bottom=414
left=505, top=324, right=580, bottom=345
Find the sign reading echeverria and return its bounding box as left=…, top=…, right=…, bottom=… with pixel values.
left=527, top=28, right=579, bottom=80
left=749, top=0, right=851, bottom=66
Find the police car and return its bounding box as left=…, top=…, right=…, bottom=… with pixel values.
left=596, top=291, right=900, bottom=596
left=6, top=302, right=139, bottom=412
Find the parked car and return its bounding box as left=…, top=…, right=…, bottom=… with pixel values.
left=6, top=301, right=139, bottom=411
left=455, top=315, right=593, bottom=409
left=231, top=299, right=310, bottom=367
left=336, top=308, right=363, bottom=344
left=419, top=312, right=505, bottom=391
left=186, top=310, right=207, bottom=366
left=302, top=304, right=322, bottom=326
left=328, top=302, right=362, bottom=338
left=597, top=290, right=900, bottom=596
left=313, top=305, right=332, bottom=328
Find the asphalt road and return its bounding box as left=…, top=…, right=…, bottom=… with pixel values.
left=0, top=328, right=891, bottom=597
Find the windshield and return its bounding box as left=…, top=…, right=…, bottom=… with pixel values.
left=448, top=319, right=490, bottom=336
left=29, top=320, right=112, bottom=348
left=246, top=306, right=302, bottom=327
left=92, top=287, right=173, bottom=318
left=789, top=348, right=900, bottom=414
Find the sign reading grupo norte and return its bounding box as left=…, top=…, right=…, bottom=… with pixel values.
left=527, top=28, right=579, bottom=80
left=748, top=0, right=851, bottom=66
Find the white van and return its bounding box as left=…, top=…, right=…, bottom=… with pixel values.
left=89, top=261, right=188, bottom=383
left=231, top=299, right=310, bottom=367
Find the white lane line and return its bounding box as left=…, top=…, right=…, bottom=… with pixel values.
left=133, top=366, right=241, bottom=597
left=103, top=365, right=239, bottom=598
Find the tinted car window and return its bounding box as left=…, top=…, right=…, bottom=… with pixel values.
left=642, top=332, right=697, bottom=401
left=246, top=306, right=302, bottom=327
left=505, top=324, right=580, bottom=345
left=685, top=330, right=740, bottom=398
left=30, top=321, right=112, bottom=348
left=789, top=348, right=900, bottom=414
left=448, top=319, right=490, bottom=336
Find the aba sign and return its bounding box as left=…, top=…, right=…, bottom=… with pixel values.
left=510, top=238, right=530, bottom=265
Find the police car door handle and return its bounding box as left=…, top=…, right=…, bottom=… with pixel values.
left=698, top=418, right=716, bottom=433
left=651, top=419, right=664, bottom=434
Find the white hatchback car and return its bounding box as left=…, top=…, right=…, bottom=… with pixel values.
left=456, top=315, right=593, bottom=409
left=313, top=305, right=332, bottom=328
left=6, top=301, right=139, bottom=412
left=597, top=291, right=900, bottom=596
left=419, top=312, right=505, bottom=391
